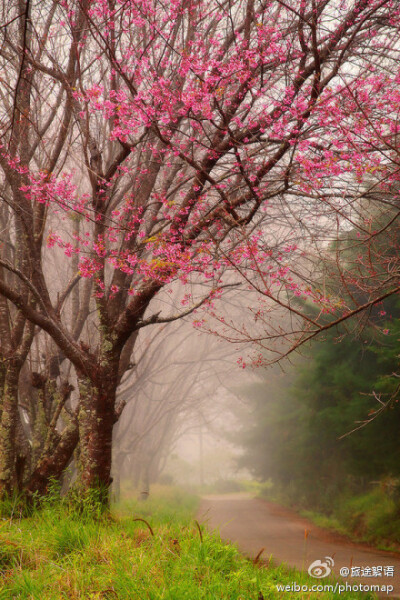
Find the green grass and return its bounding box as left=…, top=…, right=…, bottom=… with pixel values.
left=299, top=511, right=349, bottom=538
left=256, top=477, right=400, bottom=552
left=0, top=486, right=376, bottom=599
left=311, top=488, right=400, bottom=551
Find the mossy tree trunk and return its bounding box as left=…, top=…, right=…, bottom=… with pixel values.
left=24, top=378, right=78, bottom=498
left=77, top=357, right=119, bottom=506
left=0, top=317, right=35, bottom=498
left=25, top=422, right=79, bottom=497
left=0, top=361, right=22, bottom=496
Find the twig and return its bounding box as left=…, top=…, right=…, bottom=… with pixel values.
left=253, top=547, right=265, bottom=565
left=194, top=519, right=203, bottom=543
left=132, top=518, right=154, bottom=537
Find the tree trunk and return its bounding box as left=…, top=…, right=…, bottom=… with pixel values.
left=77, top=375, right=116, bottom=505
left=139, top=465, right=150, bottom=501
left=111, top=449, right=126, bottom=503
left=0, top=362, right=20, bottom=496
left=112, top=470, right=121, bottom=503
left=25, top=422, right=79, bottom=497
left=15, top=417, right=31, bottom=492
left=30, top=387, right=47, bottom=470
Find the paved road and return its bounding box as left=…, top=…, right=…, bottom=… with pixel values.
left=198, top=494, right=400, bottom=598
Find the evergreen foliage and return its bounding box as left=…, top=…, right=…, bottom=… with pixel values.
left=239, top=300, right=400, bottom=513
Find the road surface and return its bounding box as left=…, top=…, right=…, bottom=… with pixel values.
left=198, top=494, right=400, bottom=597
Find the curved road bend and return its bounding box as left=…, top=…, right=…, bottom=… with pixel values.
left=198, top=494, right=400, bottom=598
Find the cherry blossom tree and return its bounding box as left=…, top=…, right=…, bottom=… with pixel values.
left=207, top=67, right=400, bottom=364
left=0, top=0, right=398, bottom=503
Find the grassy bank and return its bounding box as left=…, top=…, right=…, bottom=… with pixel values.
left=301, top=488, right=400, bottom=552
left=0, top=486, right=375, bottom=599
left=254, top=479, right=400, bottom=552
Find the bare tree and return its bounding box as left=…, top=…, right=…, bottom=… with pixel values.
left=113, top=320, right=239, bottom=498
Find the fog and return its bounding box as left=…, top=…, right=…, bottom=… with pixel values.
left=1, top=0, right=399, bottom=522
left=111, top=310, right=258, bottom=498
